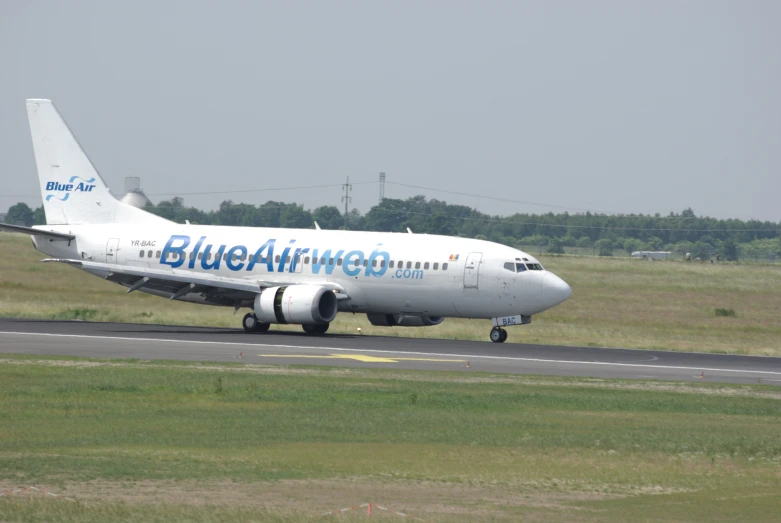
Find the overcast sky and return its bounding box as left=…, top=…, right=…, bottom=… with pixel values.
left=1, top=0, right=779, bottom=222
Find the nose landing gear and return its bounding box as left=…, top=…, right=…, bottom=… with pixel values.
left=242, top=312, right=270, bottom=333
left=490, top=327, right=507, bottom=343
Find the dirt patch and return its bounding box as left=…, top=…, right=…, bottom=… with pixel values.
left=0, top=478, right=623, bottom=519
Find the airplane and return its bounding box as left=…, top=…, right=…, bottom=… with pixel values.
left=0, top=99, right=572, bottom=343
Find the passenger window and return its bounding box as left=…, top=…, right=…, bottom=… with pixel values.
left=363, top=260, right=368, bottom=267
left=312, top=257, right=318, bottom=264
left=275, top=255, right=280, bottom=263
left=156, top=251, right=161, bottom=258
left=424, top=262, right=429, bottom=269
left=372, top=260, right=377, bottom=268
left=198, top=253, right=203, bottom=260
left=337, top=258, right=343, bottom=266
left=398, top=261, right=403, bottom=268
left=389, top=261, right=395, bottom=268
left=504, top=262, right=516, bottom=272
left=241, top=254, right=246, bottom=261
left=206, top=253, right=212, bottom=261
left=139, top=250, right=144, bottom=258
left=148, top=250, right=153, bottom=258
left=415, top=262, right=421, bottom=269
left=516, top=263, right=527, bottom=272
left=380, top=260, right=386, bottom=268
left=304, top=256, right=310, bottom=264
left=407, top=262, right=412, bottom=269
left=329, top=258, right=334, bottom=265
left=433, top=262, right=439, bottom=270
left=442, top=263, right=448, bottom=270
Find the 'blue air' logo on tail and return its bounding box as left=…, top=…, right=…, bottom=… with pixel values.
left=45, top=176, right=96, bottom=201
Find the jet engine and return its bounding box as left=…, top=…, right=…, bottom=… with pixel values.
left=254, top=285, right=338, bottom=325
left=366, top=313, right=445, bottom=327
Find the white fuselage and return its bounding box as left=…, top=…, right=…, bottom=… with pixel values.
left=33, top=223, right=572, bottom=320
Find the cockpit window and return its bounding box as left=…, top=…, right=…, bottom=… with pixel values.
left=527, top=263, right=544, bottom=271
left=503, top=262, right=516, bottom=272
left=516, top=263, right=527, bottom=272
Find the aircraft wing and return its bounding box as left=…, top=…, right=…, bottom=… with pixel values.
left=42, top=258, right=347, bottom=307
left=0, top=223, right=75, bottom=241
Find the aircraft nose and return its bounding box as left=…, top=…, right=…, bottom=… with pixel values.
left=540, top=272, right=572, bottom=309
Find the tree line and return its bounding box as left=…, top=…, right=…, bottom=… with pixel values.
left=4, top=196, right=780, bottom=261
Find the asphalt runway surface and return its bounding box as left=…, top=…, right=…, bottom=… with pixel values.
left=1, top=317, right=780, bottom=385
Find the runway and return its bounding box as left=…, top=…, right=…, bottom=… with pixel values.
left=1, top=317, right=780, bottom=385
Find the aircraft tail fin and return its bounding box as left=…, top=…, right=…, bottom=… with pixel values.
left=25, top=99, right=169, bottom=226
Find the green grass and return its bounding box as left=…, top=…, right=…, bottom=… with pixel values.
left=2, top=232, right=781, bottom=355
left=1, top=355, right=780, bottom=521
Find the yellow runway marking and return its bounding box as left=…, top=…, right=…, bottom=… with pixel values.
left=258, top=354, right=465, bottom=363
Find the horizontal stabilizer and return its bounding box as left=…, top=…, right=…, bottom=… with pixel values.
left=0, top=223, right=75, bottom=240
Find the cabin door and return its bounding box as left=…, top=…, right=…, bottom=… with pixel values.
left=463, top=252, right=482, bottom=288
left=106, top=238, right=120, bottom=264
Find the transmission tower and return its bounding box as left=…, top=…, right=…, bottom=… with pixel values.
left=379, top=172, right=386, bottom=203
left=341, top=176, right=352, bottom=229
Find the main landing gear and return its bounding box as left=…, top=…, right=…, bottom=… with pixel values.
left=241, top=313, right=330, bottom=335
left=302, top=323, right=329, bottom=335
left=490, top=326, right=508, bottom=343
left=242, top=313, right=270, bottom=333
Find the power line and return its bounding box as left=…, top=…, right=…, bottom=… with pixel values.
left=385, top=181, right=780, bottom=225
left=385, top=181, right=615, bottom=214
left=1, top=180, right=378, bottom=199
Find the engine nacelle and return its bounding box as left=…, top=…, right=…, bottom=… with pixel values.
left=366, top=313, right=445, bottom=327
left=254, top=285, right=338, bottom=325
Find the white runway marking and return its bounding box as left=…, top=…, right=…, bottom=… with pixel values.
left=2, top=331, right=780, bottom=377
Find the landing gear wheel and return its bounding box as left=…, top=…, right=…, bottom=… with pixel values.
left=490, top=327, right=507, bottom=343
left=302, top=323, right=329, bottom=335
left=242, top=313, right=270, bottom=333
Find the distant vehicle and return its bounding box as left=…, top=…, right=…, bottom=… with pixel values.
left=1, top=99, right=572, bottom=343
left=631, top=251, right=671, bottom=260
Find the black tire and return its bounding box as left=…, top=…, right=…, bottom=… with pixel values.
left=302, top=323, right=329, bottom=335
left=242, top=313, right=258, bottom=333
left=499, top=329, right=508, bottom=342
left=243, top=313, right=270, bottom=333
left=490, top=328, right=505, bottom=343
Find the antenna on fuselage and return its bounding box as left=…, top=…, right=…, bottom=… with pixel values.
left=407, top=227, right=413, bottom=234
left=314, top=221, right=321, bottom=231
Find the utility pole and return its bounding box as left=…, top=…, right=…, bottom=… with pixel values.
left=379, top=172, right=386, bottom=204
left=341, top=176, right=352, bottom=229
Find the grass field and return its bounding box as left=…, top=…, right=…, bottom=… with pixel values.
left=1, top=233, right=781, bottom=355
left=1, top=355, right=780, bottom=521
